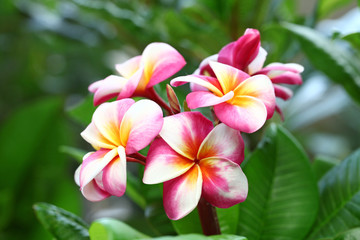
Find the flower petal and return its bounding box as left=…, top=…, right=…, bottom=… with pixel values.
left=115, top=55, right=142, bottom=79
left=274, top=84, right=293, bottom=100
left=197, top=123, right=244, bottom=165
left=257, top=63, right=303, bottom=85
left=171, top=75, right=223, bottom=97
left=92, top=99, right=135, bottom=146
left=198, top=54, right=218, bottom=77
left=102, top=146, right=127, bottom=197
left=160, top=112, right=213, bottom=160
left=79, top=148, right=118, bottom=189
left=214, top=99, right=267, bottom=133
left=143, top=138, right=194, bottom=184
left=81, top=123, right=116, bottom=149
left=233, top=74, right=276, bottom=119
left=120, top=99, right=163, bottom=154
left=117, top=68, right=145, bottom=98
left=163, top=165, right=202, bottom=220
left=142, top=42, right=186, bottom=88
left=89, top=75, right=128, bottom=106
left=81, top=178, right=110, bottom=202
left=209, top=61, right=250, bottom=94
left=247, top=47, right=267, bottom=75
left=186, top=91, right=234, bottom=109
left=200, top=157, right=248, bottom=208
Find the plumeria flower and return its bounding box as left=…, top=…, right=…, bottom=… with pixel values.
left=74, top=99, right=163, bottom=201
left=171, top=61, right=276, bottom=133
left=88, top=42, right=186, bottom=106
left=196, top=28, right=303, bottom=116
left=143, top=112, right=247, bottom=220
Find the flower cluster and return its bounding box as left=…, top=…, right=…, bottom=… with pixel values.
left=74, top=29, right=303, bottom=220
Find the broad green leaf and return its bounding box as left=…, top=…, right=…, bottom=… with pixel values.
left=150, top=234, right=247, bottom=240
left=312, top=156, right=340, bottom=181
left=171, top=209, right=202, bottom=235
left=216, top=204, right=239, bottom=234
left=89, top=218, right=149, bottom=240
left=60, top=146, right=87, bottom=163
left=33, top=202, right=89, bottom=240
left=67, top=95, right=96, bottom=126
left=333, top=228, right=360, bottom=240
left=237, top=124, right=318, bottom=240
left=317, top=0, right=354, bottom=19
left=280, top=22, right=360, bottom=105
left=307, top=149, right=360, bottom=239
left=342, top=32, right=360, bottom=52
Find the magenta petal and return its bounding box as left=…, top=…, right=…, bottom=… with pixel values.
left=143, top=138, right=194, bottom=184
left=186, top=91, right=234, bottom=109
left=120, top=99, right=163, bottom=154
left=198, top=54, right=218, bottom=77
left=102, top=146, right=127, bottom=197
left=160, top=112, right=213, bottom=160
left=200, top=157, right=248, bottom=208
left=142, top=43, right=186, bottom=88
left=274, top=84, right=293, bottom=100
left=270, top=71, right=303, bottom=85
left=214, top=100, right=267, bottom=133
left=117, top=68, right=145, bottom=99
left=163, top=165, right=202, bottom=220
left=81, top=178, right=110, bottom=202
left=198, top=123, right=244, bottom=165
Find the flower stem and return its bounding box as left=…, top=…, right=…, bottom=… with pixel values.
left=146, top=87, right=173, bottom=115
left=197, top=197, right=221, bottom=236
left=126, top=157, right=145, bottom=166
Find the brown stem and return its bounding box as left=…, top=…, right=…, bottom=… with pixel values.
left=130, top=152, right=147, bottom=162
left=146, top=87, right=173, bottom=115
left=126, top=157, right=146, bottom=166
left=197, top=197, right=221, bottom=236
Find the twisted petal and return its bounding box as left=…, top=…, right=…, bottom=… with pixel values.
left=171, top=75, right=223, bottom=97
left=115, top=55, right=142, bottom=79
left=81, top=178, right=110, bottom=202
left=210, top=61, right=251, bottom=94
left=218, top=28, right=260, bottom=70
left=186, top=91, right=234, bottom=109
left=120, top=99, right=163, bottom=154
left=117, top=69, right=145, bottom=99
left=200, top=157, right=248, bottom=208
left=143, top=138, right=194, bottom=184
left=198, top=123, right=244, bottom=165
left=258, top=63, right=304, bottom=85
left=92, top=99, right=135, bottom=146
left=274, top=84, right=293, bottom=100
left=163, top=165, right=202, bottom=220
left=159, top=112, right=213, bottom=160
left=198, top=54, right=218, bottom=77
left=233, top=75, right=276, bottom=119
left=142, top=42, right=186, bottom=88
left=101, top=146, right=127, bottom=197
left=79, top=148, right=118, bottom=189
left=247, top=47, right=267, bottom=75
left=214, top=99, right=267, bottom=133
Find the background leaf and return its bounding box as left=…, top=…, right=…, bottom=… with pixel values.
left=237, top=124, right=318, bottom=239
left=312, top=156, right=340, bottom=181
left=216, top=204, right=239, bottom=234
left=342, top=32, right=360, bottom=52
left=89, top=218, right=149, bottom=240
left=171, top=209, right=203, bottom=235
left=280, top=22, right=360, bottom=105
left=307, top=149, right=360, bottom=239
left=33, top=202, right=89, bottom=240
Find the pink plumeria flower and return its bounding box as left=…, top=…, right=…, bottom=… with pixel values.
left=172, top=61, right=276, bottom=133
left=89, top=42, right=186, bottom=106
left=74, top=99, right=163, bottom=201
left=143, top=112, right=247, bottom=220
left=196, top=28, right=303, bottom=115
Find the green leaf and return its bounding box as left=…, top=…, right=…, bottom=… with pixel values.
left=89, top=218, right=149, bottom=240
left=171, top=209, right=203, bottom=235
left=237, top=124, right=319, bottom=240
left=307, top=149, right=360, bottom=239
left=333, top=228, right=360, bottom=240
left=60, top=146, right=87, bottom=163
left=216, top=204, right=239, bottom=234
left=280, top=22, right=360, bottom=105
left=317, top=0, right=354, bottom=18
left=67, top=95, right=96, bottom=126
left=342, top=32, right=360, bottom=52
left=33, top=202, right=89, bottom=240
left=312, top=155, right=340, bottom=181
left=126, top=172, right=147, bottom=209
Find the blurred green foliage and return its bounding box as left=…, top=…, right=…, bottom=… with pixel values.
left=0, top=0, right=359, bottom=239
